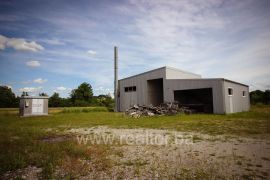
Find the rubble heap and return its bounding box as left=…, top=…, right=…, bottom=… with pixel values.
left=125, top=102, right=193, bottom=118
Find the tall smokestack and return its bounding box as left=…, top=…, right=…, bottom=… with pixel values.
left=114, top=46, right=118, bottom=112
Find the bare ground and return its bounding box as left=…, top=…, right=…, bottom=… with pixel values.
left=2, top=126, right=270, bottom=179
left=65, top=126, right=270, bottom=179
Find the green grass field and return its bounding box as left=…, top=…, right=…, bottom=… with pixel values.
left=0, top=106, right=269, bottom=179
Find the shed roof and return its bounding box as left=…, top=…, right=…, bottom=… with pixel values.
left=20, top=96, right=49, bottom=99
left=119, top=66, right=200, bottom=81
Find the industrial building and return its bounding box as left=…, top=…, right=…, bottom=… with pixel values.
left=116, top=66, right=250, bottom=114
left=19, top=96, right=49, bottom=117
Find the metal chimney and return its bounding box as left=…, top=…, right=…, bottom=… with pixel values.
left=114, top=46, right=118, bottom=112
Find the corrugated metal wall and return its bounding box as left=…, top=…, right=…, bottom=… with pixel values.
left=119, top=68, right=166, bottom=111
left=118, top=67, right=250, bottom=114
left=163, top=79, right=225, bottom=114
left=223, top=81, right=250, bottom=113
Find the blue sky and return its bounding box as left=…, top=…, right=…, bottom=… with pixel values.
left=0, top=0, right=269, bottom=97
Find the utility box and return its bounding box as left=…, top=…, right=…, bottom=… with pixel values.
left=19, top=96, right=49, bottom=117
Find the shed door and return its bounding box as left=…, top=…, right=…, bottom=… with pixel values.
left=32, top=99, right=44, bottom=114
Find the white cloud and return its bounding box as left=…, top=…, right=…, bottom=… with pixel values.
left=87, top=50, right=97, bottom=56
left=94, top=86, right=114, bottom=96
left=19, top=86, right=42, bottom=93
left=40, top=38, right=65, bottom=45
left=54, top=86, right=72, bottom=92
left=33, top=78, right=47, bottom=84
left=56, top=86, right=67, bottom=91
left=26, top=60, right=41, bottom=67
left=0, top=34, right=44, bottom=52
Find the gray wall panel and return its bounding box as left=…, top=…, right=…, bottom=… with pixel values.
left=119, top=68, right=166, bottom=111
left=223, top=81, right=250, bottom=113
left=163, top=79, right=225, bottom=114
left=118, top=66, right=249, bottom=114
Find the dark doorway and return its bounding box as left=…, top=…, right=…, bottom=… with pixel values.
left=147, top=78, right=164, bottom=106
left=174, top=88, right=213, bottom=113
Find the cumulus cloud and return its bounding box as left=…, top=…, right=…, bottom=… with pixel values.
left=56, top=86, right=67, bottom=91
left=0, top=34, right=44, bottom=52
left=54, top=86, right=72, bottom=93
left=33, top=78, right=47, bottom=84
left=26, top=60, right=41, bottom=67
left=19, top=86, right=42, bottom=93
left=87, top=50, right=97, bottom=56
left=94, top=86, right=113, bottom=96
left=40, top=38, right=65, bottom=45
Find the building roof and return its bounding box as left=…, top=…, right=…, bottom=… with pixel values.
left=20, top=96, right=49, bottom=99
left=119, top=66, right=200, bottom=81
left=223, top=78, right=249, bottom=87
left=118, top=66, right=249, bottom=87
left=165, top=66, right=201, bottom=77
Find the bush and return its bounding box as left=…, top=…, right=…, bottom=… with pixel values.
left=61, top=107, right=108, bottom=113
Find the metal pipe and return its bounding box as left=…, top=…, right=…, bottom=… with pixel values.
left=114, top=46, right=118, bottom=112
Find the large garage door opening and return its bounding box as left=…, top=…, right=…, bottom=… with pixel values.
left=174, top=88, right=213, bottom=113
left=147, top=78, right=163, bottom=106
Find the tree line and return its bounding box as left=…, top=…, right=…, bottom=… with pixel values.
left=1, top=84, right=269, bottom=108
left=0, top=82, right=114, bottom=109
left=250, top=90, right=270, bottom=105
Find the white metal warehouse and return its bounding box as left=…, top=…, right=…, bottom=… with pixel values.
left=116, top=66, right=250, bottom=114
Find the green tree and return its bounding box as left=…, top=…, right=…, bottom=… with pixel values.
left=97, top=94, right=114, bottom=107
left=264, top=90, right=270, bottom=104
left=21, top=91, right=29, bottom=97
left=0, top=86, right=17, bottom=108
left=70, top=82, right=93, bottom=106
left=49, top=92, right=61, bottom=107
left=250, top=90, right=264, bottom=104
left=39, top=92, right=48, bottom=97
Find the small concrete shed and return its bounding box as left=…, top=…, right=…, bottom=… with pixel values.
left=19, top=96, right=49, bottom=116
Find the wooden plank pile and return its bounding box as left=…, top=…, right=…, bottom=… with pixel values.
left=125, top=102, right=194, bottom=118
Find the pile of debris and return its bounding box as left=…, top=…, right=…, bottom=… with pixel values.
left=125, top=102, right=194, bottom=118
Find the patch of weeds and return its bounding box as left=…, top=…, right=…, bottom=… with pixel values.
left=57, top=156, right=89, bottom=179
left=261, top=157, right=270, bottom=161
left=261, top=171, right=268, bottom=177
left=242, top=174, right=253, bottom=180
left=255, top=164, right=262, bottom=168
left=236, top=160, right=242, bottom=166
left=114, top=150, right=124, bottom=158
left=123, top=159, right=148, bottom=167
left=61, top=107, right=108, bottom=113
left=217, top=156, right=226, bottom=159
left=192, top=135, right=203, bottom=143
left=42, top=161, right=55, bottom=179
left=207, top=137, right=220, bottom=142
left=245, top=168, right=253, bottom=172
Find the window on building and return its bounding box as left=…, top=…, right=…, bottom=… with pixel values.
left=124, top=86, right=137, bottom=92
left=228, top=88, right=233, bottom=96
left=242, top=91, right=246, bottom=97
